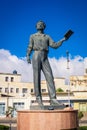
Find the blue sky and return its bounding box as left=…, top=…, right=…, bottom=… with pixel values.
left=0, top=0, right=87, bottom=59
left=0, top=0, right=87, bottom=81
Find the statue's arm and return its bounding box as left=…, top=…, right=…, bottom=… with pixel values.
left=26, top=35, right=34, bottom=64
left=48, top=36, right=66, bottom=49
left=26, top=47, right=32, bottom=64
left=56, top=37, right=66, bottom=48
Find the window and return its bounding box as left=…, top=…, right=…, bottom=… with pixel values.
left=71, top=83, right=74, bottom=86
left=11, top=77, right=14, bottom=82
left=31, top=89, right=34, bottom=93
left=13, top=102, right=24, bottom=117
left=13, top=102, right=24, bottom=109
left=66, top=89, right=70, bottom=92
left=5, top=77, right=8, bottom=82
left=0, top=88, right=2, bottom=93
left=42, top=89, right=46, bottom=93
left=5, top=88, right=8, bottom=93
left=10, top=88, right=13, bottom=93
left=0, top=103, right=5, bottom=116
left=16, top=88, right=19, bottom=93
left=22, top=88, right=28, bottom=93
left=79, top=103, right=87, bottom=112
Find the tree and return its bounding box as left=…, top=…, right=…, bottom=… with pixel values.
left=6, top=106, right=16, bottom=117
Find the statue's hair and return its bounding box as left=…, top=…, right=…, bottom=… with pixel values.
left=36, top=20, right=46, bottom=29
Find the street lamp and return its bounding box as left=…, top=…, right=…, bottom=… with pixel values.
left=66, top=51, right=71, bottom=107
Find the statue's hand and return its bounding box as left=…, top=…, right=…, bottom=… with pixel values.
left=27, top=56, right=31, bottom=64
left=61, top=37, right=67, bottom=42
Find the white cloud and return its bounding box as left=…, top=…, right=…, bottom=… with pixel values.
left=49, top=56, right=87, bottom=79
left=0, top=49, right=33, bottom=82
left=0, top=49, right=87, bottom=82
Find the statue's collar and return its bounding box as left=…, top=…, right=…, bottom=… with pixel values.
left=34, top=33, right=46, bottom=37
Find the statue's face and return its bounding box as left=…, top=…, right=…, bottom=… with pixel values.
left=36, top=21, right=46, bottom=30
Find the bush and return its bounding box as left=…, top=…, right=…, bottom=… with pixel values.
left=78, top=111, right=84, bottom=120
left=79, top=126, right=87, bottom=130
left=56, top=88, right=64, bottom=92
left=0, top=125, right=9, bottom=130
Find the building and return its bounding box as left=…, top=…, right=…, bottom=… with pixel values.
left=0, top=70, right=32, bottom=117
left=0, top=70, right=68, bottom=117
left=0, top=69, right=87, bottom=117
left=70, top=69, right=87, bottom=111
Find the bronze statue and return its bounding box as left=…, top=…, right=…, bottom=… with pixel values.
left=27, top=20, right=73, bottom=109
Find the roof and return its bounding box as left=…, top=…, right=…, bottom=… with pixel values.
left=0, top=72, right=21, bottom=76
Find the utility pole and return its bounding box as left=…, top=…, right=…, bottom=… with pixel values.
left=66, top=50, right=70, bottom=69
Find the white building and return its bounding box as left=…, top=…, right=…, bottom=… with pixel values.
left=0, top=70, right=67, bottom=117
left=0, top=69, right=87, bottom=117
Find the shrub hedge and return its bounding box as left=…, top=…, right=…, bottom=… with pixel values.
left=79, top=126, right=87, bottom=130
left=0, top=125, right=9, bottom=130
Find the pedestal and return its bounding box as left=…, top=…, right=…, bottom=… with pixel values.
left=17, top=109, right=79, bottom=130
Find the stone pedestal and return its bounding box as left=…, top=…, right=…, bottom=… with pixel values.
left=17, top=108, right=79, bottom=130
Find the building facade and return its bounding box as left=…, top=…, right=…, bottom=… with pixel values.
left=0, top=70, right=87, bottom=117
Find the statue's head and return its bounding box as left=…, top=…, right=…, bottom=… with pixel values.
left=36, top=20, right=46, bottom=30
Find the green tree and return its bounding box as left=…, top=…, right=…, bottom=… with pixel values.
left=6, top=106, right=16, bottom=117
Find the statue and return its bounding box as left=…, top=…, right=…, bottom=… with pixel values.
left=26, top=20, right=73, bottom=109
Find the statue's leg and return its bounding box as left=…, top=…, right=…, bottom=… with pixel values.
left=42, top=58, right=64, bottom=106
left=32, top=52, right=43, bottom=106
left=42, top=58, right=56, bottom=99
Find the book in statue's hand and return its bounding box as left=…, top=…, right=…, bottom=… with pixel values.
left=64, top=30, right=74, bottom=40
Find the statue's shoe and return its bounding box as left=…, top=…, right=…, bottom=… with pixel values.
left=50, top=99, right=68, bottom=107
